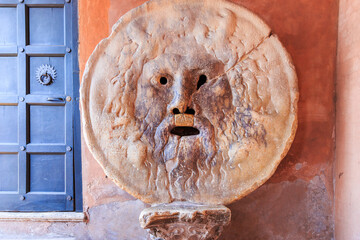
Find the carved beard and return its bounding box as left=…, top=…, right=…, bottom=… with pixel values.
left=164, top=136, right=203, bottom=199
left=145, top=105, right=267, bottom=201
left=150, top=115, right=219, bottom=200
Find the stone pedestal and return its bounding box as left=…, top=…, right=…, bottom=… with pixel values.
left=139, top=202, right=231, bottom=240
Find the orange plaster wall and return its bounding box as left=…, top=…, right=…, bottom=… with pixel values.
left=79, top=0, right=110, bottom=78
left=335, top=0, right=360, bottom=239
left=79, top=0, right=112, bottom=209
left=78, top=0, right=338, bottom=239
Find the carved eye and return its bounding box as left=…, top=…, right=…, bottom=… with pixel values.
left=159, top=77, right=168, bottom=85
left=197, top=74, right=207, bottom=90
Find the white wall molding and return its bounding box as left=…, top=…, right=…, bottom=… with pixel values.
left=0, top=212, right=86, bottom=222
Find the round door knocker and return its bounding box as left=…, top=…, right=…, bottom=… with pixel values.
left=36, top=64, right=56, bottom=86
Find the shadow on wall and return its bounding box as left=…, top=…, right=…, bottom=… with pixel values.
left=221, top=176, right=333, bottom=240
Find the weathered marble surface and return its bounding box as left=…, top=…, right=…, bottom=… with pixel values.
left=140, top=202, right=231, bottom=240
left=80, top=0, right=298, bottom=205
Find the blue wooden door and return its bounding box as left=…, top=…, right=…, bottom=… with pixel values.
left=0, top=0, right=80, bottom=211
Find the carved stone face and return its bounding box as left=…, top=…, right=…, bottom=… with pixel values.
left=135, top=39, right=230, bottom=198
left=135, top=39, right=226, bottom=128
left=81, top=0, right=298, bottom=204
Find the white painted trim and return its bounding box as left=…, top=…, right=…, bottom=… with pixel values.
left=0, top=238, right=75, bottom=240
left=0, top=212, right=86, bottom=222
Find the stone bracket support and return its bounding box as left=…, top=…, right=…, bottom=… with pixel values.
left=140, top=202, right=231, bottom=240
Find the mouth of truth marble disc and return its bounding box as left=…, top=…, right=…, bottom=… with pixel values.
left=80, top=0, right=298, bottom=205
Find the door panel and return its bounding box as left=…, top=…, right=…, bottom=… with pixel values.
left=28, top=7, right=64, bottom=46
left=0, top=0, right=79, bottom=211
left=29, top=105, right=65, bottom=144
left=0, top=7, right=17, bottom=45
left=29, top=56, right=65, bottom=95
left=0, top=154, right=18, bottom=192
left=0, top=106, right=18, bottom=143
left=29, top=154, right=65, bottom=192
left=0, top=57, right=17, bottom=94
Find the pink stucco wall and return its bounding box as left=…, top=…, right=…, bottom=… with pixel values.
left=0, top=0, right=339, bottom=239
left=335, top=1, right=360, bottom=239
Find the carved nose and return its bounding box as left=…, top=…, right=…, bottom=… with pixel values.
left=170, top=96, right=195, bottom=115
left=168, top=75, right=196, bottom=115
left=169, top=93, right=188, bottom=114
left=169, top=95, right=196, bottom=115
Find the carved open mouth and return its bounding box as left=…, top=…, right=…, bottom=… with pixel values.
left=170, top=127, right=200, bottom=137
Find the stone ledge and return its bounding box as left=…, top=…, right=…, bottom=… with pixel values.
left=0, top=238, right=75, bottom=240
left=0, top=212, right=86, bottom=222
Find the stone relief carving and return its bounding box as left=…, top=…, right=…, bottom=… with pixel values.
left=80, top=0, right=298, bottom=238
left=81, top=0, right=298, bottom=205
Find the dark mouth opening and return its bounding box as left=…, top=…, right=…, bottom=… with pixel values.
left=170, top=127, right=200, bottom=137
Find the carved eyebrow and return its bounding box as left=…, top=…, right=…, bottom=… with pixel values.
left=188, top=68, right=201, bottom=72
left=143, top=63, right=162, bottom=76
